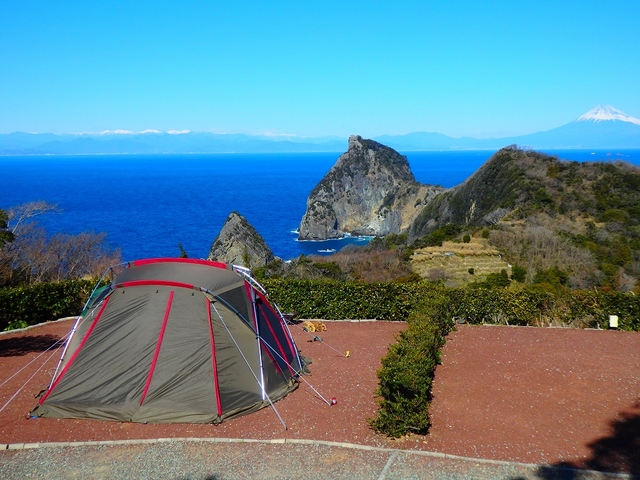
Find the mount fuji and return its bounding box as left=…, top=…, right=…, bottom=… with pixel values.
left=503, top=104, right=640, bottom=149
left=577, top=104, right=640, bottom=125
left=375, top=105, right=640, bottom=150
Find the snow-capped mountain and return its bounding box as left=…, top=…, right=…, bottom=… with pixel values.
left=375, top=105, right=640, bottom=150
left=577, top=105, right=640, bottom=126
left=1, top=106, right=639, bottom=154
left=502, top=105, right=640, bottom=149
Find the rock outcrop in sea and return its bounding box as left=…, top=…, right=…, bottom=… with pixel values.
left=208, top=211, right=276, bottom=268
left=297, top=135, right=443, bottom=240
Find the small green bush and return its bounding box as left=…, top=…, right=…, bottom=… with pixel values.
left=511, top=264, right=527, bottom=283
left=485, top=269, right=511, bottom=288
left=413, top=224, right=463, bottom=248
left=534, top=266, right=569, bottom=287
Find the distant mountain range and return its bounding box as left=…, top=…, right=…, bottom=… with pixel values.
left=0, top=131, right=347, bottom=155
left=1, top=105, right=639, bottom=155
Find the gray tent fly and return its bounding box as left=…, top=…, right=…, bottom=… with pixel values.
left=31, top=258, right=303, bottom=425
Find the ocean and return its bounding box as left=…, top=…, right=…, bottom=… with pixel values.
left=2, top=149, right=639, bottom=261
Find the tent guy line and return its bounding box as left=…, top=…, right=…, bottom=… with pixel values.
left=210, top=300, right=288, bottom=429
left=0, top=345, right=59, bottom=415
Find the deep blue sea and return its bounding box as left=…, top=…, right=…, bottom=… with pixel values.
left=2, top=149, right=639, bottom=261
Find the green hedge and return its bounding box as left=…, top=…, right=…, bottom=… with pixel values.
left=369, top=295, right=454, bottom=437
left=263, top=279, right=640, bottom=331
left=261, top=279, right=443, bottom=321
left=3, top=279, right=639, bottom=332
left=445, top=288, right=555, bottom=326
left=555, top=291, right=640, bottom=330
left=0, top=280, right=95, bottom=331
left=444, top=288, right=640, bottom=330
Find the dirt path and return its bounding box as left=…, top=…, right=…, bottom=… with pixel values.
left=1, top=319, right=639, bottom=474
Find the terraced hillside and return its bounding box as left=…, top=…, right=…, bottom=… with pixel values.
left=411, top=240, right=512, bottom=287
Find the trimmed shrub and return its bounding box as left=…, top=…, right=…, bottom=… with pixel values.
left=446, top=288, right=554, bottom=326
left=262, top=279, right=640, bottom=331
left=262, top=279, right=441, bottom=321
left=3, top=277, right=639, bottom=334
left=369, top=294, right=453, bottom=437
left=553, top=291, right=640, bottom=330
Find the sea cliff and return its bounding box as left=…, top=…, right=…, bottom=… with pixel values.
left=298, top=135, right=443, bottom=240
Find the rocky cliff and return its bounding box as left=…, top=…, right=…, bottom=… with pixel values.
left=297, top=135, right=443, bottom=240
left=208, top=211, right=275, bottom=268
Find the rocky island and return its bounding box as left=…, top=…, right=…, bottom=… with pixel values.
left=207, top=211, right=276, bottom=268
left=297, top=135, right=443, bottom=240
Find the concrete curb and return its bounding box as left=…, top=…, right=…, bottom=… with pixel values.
left=1, top=437, right=633, bottom=479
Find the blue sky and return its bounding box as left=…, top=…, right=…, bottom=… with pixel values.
left=1, top=1, right=639, bottom=138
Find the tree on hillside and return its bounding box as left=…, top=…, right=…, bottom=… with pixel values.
left=6, top=201, right=60, bottom=237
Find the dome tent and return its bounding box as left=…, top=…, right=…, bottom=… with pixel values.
left=32, top=258, right=303, bottom=424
